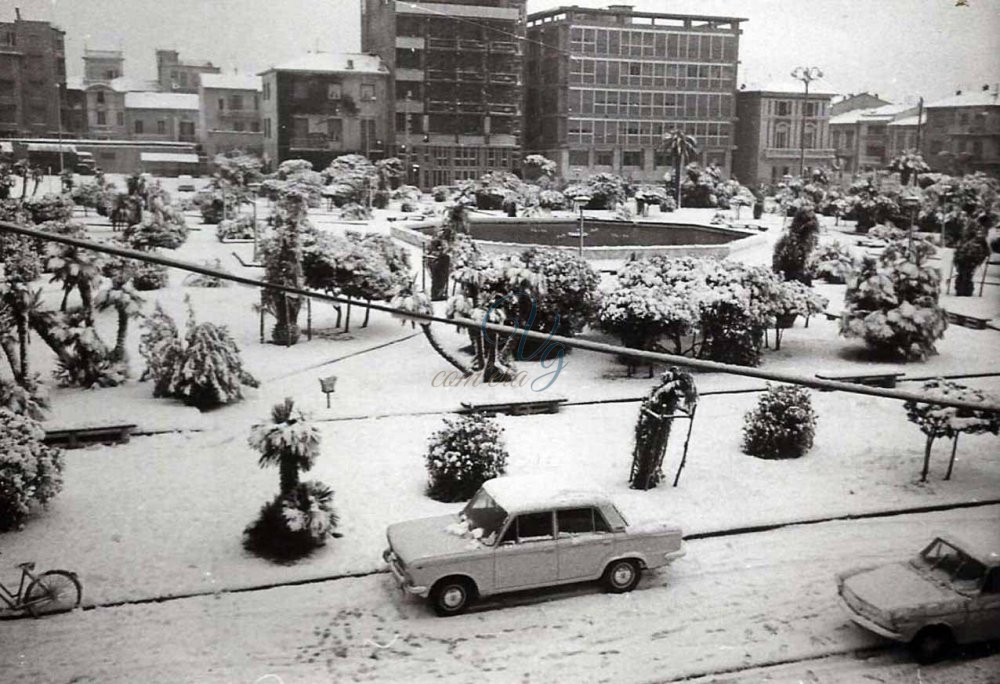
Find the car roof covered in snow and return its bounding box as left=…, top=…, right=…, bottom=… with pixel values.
left=482, top=475, right=611, bottom=515
left=936, top=531, right=1000, bottom=568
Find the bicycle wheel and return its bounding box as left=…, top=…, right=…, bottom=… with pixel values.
left=24, top=571, right=82, bottom=617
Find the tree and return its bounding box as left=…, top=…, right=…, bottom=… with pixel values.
left=629, top=368, right=698, bottom=490
left=0, top=408, right=64, bottom=531
left=661, top=129, right=699, bottom=208
left=46, top=243, right=103, bottom=318
left=95, top=258, right=144, bottom=364
left=888, top=151, right=930, bottom=187
left=248, top=398, right=321, bottom=496
left=260, top=190, right=309, bottom=344
left=904, top=380, right=1000, bottom=482
left=426, top=200, right=470, bottom=301
left=772, top=206, right=821, bottom=284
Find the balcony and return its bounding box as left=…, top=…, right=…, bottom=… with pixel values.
left=489, top=73, right=518, bottom=85
left=427, top=100, right=456, bottom=113
left=487, top=103, right=518, bottom=116
left=427, top=37, right=457, bottom=50
left=763, top=147, right=835, bottom=160
left=456, top=70, right=486, bottom=83
left=458, top=39, right=486, bottom=51
left=289, top=135, right=339, bottom=150
left=489, top=41, right=519, bottom=54
left=457, top=102, right=486, bottom=114
left=426, top=69, right=456, bottom=82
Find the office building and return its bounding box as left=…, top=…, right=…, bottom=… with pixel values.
left=922, top=86, right=1000, bottom=177
left=0, top=10, right=67, bottom=138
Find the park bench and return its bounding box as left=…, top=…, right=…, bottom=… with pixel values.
left=44, top=423, right=137, bottom=449
left=946, top=311, right=991, bottom=330
left=815, top=369, right=905, bottom=390
left=460, top=396, right=568, bottom=416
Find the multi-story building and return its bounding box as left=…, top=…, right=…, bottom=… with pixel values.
left=61, top=78, right=87, bottom=136
left=199, top=73, right=263, bottom=158
left=125, top=91, right=200, bottom=143
left=259, top=52, right=390, bottom=169
left=732, top=82, right=836, bottom=185
left=156, top=49, right=220, bottom=94
left=830, top=91, right=891, bottom=117
left=829, top=103, right=915, bottom=175
left=83, top=48, right=123, bottom=86
left=525, top=5, right=744, bottom=182
left=922, top=86, right=1000, bottom=177
left=362, top=0, right=525, bottom=187
left=0, top=10, right=67, bottom=138
left=886, top=111, right=925, bottom=160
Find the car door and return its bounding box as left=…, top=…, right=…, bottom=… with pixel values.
left=966, top=568, right=1000, bottom=642
left=556, top=507, right=614, bottom=581
left=494, top=511, right=558, bottom=590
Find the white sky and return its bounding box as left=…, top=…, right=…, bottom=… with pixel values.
left=10, top=0, right=1000, bottom=104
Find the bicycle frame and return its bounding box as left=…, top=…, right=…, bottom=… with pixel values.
left=0, top=567, right=38, bottom=609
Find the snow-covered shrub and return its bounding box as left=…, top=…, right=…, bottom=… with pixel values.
left=537, top=189, right=566, bottom=210
left=372, top=189, right=390, bottom=209
left=339, top=202, right=373, bottom=221
left=122, top=208, right=189, bottom=251
left=904, top=379, right=1000, bottom=482
left=810, top=241, right=855, bottom=284
left=522, top=154, right=557, bottom=182
left=840, top=235, right=948, bottom=360
left=563, top=172, right=630, bottom=210
left=660, top=195, right=677, bottom=212
left=0, top=408, right=64, bottom=531
left=215, top=215, right=257, bottom=241
left=183, top=258, right=232, bottom=288
left=195, top=189, right=225, bottom=224
left=131, top=261, right=170, bottom=291
left=425, top=413, right=509, bottom=502
left=432, top=186, right=451, bottom=202
left=0, top=377, right=48, bottom=421
left=243, top=481, right=339, bottom=561
left=773, top=206, right=820, bottom=284
left=71, top=182, right=104, bottom=211
left=698, top=299, right=761, bottom=366
left=138, top=302, right=183, bottom=396
left=23, top=193, right=75, bottom=224
left=742, top=385, right=817, bottom=459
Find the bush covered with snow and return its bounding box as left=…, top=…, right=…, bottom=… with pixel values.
left=131, top=261, right=170, bottom=291
left=243, top=481, right=339, bottom=562
left=809, top=241, right=855, bottom=284
left=425, top=413, right=509, bottom=502
left=23, top=193, right=75, bottom=224
left=215, top=215, right=258, bottom=241
left=0, top=408, right=64, bottom=531
left=772, top=206, right=821, bottom=284
left=742, top=385, right=817, bottom=460
left=563, top=172, right=630, bottom=210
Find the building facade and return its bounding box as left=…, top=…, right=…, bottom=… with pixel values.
left=260, top=53, right=390, bottom=169
left=156, top=49, right=220, bottom=94
left=0, top=12, right=67, bottom=138
left=830, top=91, right=891, bottom=117
left=83, top=78, right=129, bottom=139
left=362, top=0, right=525, bottom=187
left=199, top=73, right=263, bottom=158
left=829, top=103, right=915, bottom=175
left=921, top=87, right=1000, bottom=178
left=886, top=112, right=924, bottom=160
left=732, top=84, right=836, bottom=185
left=525, top=5, right=744, bottom=182
left=125, top=91, right=199, bottom=143
left=83, top=48, right=123, bottom=86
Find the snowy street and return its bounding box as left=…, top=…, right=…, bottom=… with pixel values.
left=3, top=506, right=997, bottom=683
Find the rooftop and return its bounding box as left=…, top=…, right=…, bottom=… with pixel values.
left=483, top=475, right=610, bottom=515
left=83, top=48, right=123, bottom=60
left=829, top=103, right=915, bottom=126
left=124, top=91, right=199, bottom=110
left=260, top=52, right=387, bottom=76
left=739, top=80, right=839, bottom=98
left=528, top=5, right=747, bottom=24
left=924, top=89, right=999, bottom=109
left=887, top=112, right=926, bottom=127
left=200, top=73, right=261, bottom=92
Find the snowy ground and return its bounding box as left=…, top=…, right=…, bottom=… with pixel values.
left=2, top=507, right=997, bottom=683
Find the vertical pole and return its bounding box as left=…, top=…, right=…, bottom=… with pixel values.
left=578, top=205, right=584, bottom=256
left=57, top=84, right=65, bottom=175
left=799, top=80, right=809, bottom=177
left=915, top=97, right=924, bottom=154
left=405, top=90, right=412, bottom=185
left=672, top=405, right=697, bottom=487
left=307, top=297, right=313, bottom=340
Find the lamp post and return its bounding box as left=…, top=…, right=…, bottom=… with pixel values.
left=572, top=194, right=591, bottom=256
left=55, top=83, right=65, bottom=174
left=790, top=66, right=823, bottom=178
left=900, top=193, right=921, bottom=253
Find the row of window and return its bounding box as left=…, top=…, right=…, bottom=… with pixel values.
left=770, top=122, right=822, bottom=150
left=566, top=28, right=737, bottom=63
left=132, top=119, right=196, bottom=136
left=418, top=145, right=515, bottom=170
left=217, top=94, right=259, bottom=111
left=568, top=148, right=665, bottom=168
left=567, top=89, right=732, bottom=120
left=93, top=110, right=123, bottom=126
left=569, top=58, right=735, bottom=91
left=567, top=118, right=730, bottom=148
left=768, top=100, right=824, bottom=118
left=287, top=81, right=377, bottom=102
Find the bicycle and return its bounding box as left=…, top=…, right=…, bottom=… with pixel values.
left=0, top=551, right=82, bottom=617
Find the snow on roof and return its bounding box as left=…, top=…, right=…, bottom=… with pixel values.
left=925, top=89, right=999, bottom=109
left=64, top=76, right=85, bottom=91
left=739, top=80, right=839, bottom=97
left=26, top=143, right=77, bottom=153
left=261, top=52, right=387, bottom=75
left=483, top=475, right=610, bottom=514
left=125, top=91, right=199, bottom=110
left=140, top=152, right=200, bottom=163
left=938, top=531, right=1000, bottom=567
left=108, top=77, right=161, bottom=93
left=887, top=112, right=926, bottom=127
left=200, top=73, right=261, bottom=91
left=829, top=103, right=913, bottom=126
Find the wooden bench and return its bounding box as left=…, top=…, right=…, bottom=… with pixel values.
left=946, top=311, right=991, bottom=330
left=460, top=397, right=568, bottom=416
left=44, top=424, right=137, bottom=449
left=815, top=370, right=905, bottom=390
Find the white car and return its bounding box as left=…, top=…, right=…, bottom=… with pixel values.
left=383, top=475, right=685, bottom=616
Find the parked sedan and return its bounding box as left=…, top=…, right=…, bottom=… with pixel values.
left=838, top=533, right=1000, bottom=662
left=383, top=475, right=685, bottom=616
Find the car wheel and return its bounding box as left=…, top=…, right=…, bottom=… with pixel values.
left=431, top=577, right=474, bottom=617
left=602, top=559, right=641, bottom=593
left=911, top=626, right=954, bottom=664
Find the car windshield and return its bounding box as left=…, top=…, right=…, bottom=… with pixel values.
left=918, top=539, right=987, bottom=592
left=461, top=490, right=508, bottom=546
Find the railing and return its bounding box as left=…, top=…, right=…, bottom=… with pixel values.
left=458, top=39, right=486, bottom=51
left=289, top=136, right=337, bottom=150
left=490, top=41, right=519, bottom=54
left=489, top=73, right=518, bottom=85
left=456, top=71, right=486, bottom=83
left=426, top=69, right=456, bottom=81
left=427, top=37, right=457, bottom=49
left=487, top=103, right=518, bottom=115
left=457, top=102, right=486, bottom=114
left=427, top=100, right=456, bottom=113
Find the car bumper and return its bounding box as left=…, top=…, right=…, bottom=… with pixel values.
left=664, top=544, right=687, bottom=563
left=383, top=548, right=429, bottom=597
left=838, top=594, right=905, bottom=641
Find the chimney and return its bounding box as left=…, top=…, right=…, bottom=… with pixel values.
left=15, top=7, right=21, bottom=20
left=956, top=90, right=962, bottom=96
left=984, top=84, right=991, bottom=91
left=346, top=58, right=354, bottom=70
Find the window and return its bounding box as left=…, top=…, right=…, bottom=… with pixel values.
left=327, top=118, right=343, bottom=141
left=96, top=91, right=105, bottom=105
left=360, top=84, right=376, bottom=102
left=803, top=125, right=816, bottom=149
left=595, top=150, right=613, bottom=166
left=773, top=124, right=789, bottom=149
left=133, top=119, right=143, bottom=134
left=775, top=101, right=790, bottom=116
left=327, top=83, right=342, bottom=100
left=96, top=110, right=106, bottom=125
left=157, top=120, right=167, bottom=135
left=622, top=150, right=643, bottom=167
left=218, top=97, right=225, bottom=111
left=116, top=111, right=124, bottom=126
left=234, top=120, right=244, bottom=132
left=557, top=508, right=599, bottom=535
left=230, top=95, right=243, bottom=110
left=512, top=512, right=553, bottom=541
left=804, top=101, right=820, bottom=117
left=250, top=120, right=260, bottom=133
left=972, top=139, right=983, bottom=157
left=179, top=121, right=195, bottom=138
left=262, top=82, right=270, bottom=100
left=568, top=149, right=589, bottom=166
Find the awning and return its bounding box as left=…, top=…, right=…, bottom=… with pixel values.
left=26, top=143, right=77, bottom=153
left=140, top=152, right=200, bottom=164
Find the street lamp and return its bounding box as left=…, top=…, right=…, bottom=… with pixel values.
left=900, top=192, right=921, bottom=252
left=790, top=66, right=823, bottom=178
left=572, top=194, right=591, bottom=256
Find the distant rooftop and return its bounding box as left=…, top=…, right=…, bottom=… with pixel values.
left=829, top=103, right=915, bottom=126
left=887, top=112, right=926, bottom=127
left=125, top=91, right=199, bottom=110
left=528, top=5, right=747, bottom=24
left=200, top=73, right=261, bottom=91
left=739, top=80, right=839, bottom=98
left=260, top=52, right=387, bottom=76
left=83, top=48, right=123, bottom=60
left=924, top=88, right=999, bottom=109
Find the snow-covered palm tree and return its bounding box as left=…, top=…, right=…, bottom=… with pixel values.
left=661, top=130, right=699, bottom=208
left=248, top=398, right=321, bottom=496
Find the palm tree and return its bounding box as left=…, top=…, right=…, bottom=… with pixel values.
left=47, top=244, right=103, bottom=320
left=248, top=398, right=321, bottom=496
left=95, top=281, right=144, bottom=364
left=661, top=129, right=699, bottom=208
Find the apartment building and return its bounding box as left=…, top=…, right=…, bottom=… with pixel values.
left=830, top=91, right=890, bottom=117
left=156, top=49, right=220, bottom=94
left=829, top=103, right=915, bottom=174
left=886, top=111, right=925, bottom=159
left=125, top=91, right=199, bottom=143
left=0, top=11, right=67, bottom=138
left=732, top=82, right=836, bottom=185
left=922, top=86, right=1000, bottom=177
left=259, top=52, right=390, bottom=169
left=362, top=0, right=525, bottom=187
left=524, top=5, right=744, bottom=182
left=199, top=73, right=263, bottom=158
